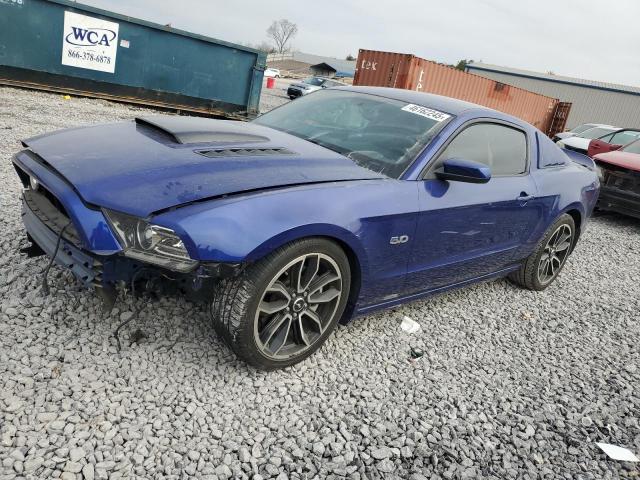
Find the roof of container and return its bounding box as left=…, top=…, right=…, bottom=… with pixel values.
left=467, top=62, right=640, bottom=96
left=340, top=86, right=500, bottom=117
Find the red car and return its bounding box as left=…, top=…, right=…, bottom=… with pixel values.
left=587, top=128, right=640, bottom=158
left=593, top=139, right=640, bottom=218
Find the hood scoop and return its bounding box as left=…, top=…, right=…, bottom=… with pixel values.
left=196, top=147, right=296, bottom=158
left=135, top=115, right=269, bottom=144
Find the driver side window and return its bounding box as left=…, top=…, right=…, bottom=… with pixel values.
left=439, top=123, right=527, bottom=176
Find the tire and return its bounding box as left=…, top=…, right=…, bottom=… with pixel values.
left=509, top=214, right=576, bottom=291
left=211, top=238, right=351, bottom=370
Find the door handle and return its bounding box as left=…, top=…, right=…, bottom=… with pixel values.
left=517, top=193, right=535, bottom=204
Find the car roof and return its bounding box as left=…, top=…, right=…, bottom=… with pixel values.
left=338, top=86, right=500, bottom=117
left=578, top=126, right=620, bottom=137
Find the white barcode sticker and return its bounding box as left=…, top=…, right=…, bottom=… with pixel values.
left=401, top=104, right=451, bottom=122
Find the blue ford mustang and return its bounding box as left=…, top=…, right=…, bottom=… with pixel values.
left=13, top=87, right=599, bottom=369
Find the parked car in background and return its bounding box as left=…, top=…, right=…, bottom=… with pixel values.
left=14, top=87, right=599, bottom=369
left=557, top=125, right=621, bottom=154
left=587, top=128, right=640, bottom=158
left=287, top=77, right=346, bottom=99
left=593, top=139, right=640, bottom=218
left=264, top=68, right=281, bottom=78
left=553, top=123, right=615, bottom=142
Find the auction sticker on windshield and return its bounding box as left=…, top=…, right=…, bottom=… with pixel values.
left=61, top=11, right=119, bottom=73
left=401, top=104, right=450, bottom=122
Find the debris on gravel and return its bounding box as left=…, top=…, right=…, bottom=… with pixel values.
left=1, top=85, right=639, bottom=479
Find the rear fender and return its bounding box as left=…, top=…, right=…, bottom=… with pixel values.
left=564, top=149, right=595, bottom=170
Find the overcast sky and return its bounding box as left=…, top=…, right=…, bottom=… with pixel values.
left=81, top=0, right=640, bottom=86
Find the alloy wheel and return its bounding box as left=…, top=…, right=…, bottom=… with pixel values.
left=537, top=224, right=573, bottom=285
left=254, top=253, right=343, bottom=360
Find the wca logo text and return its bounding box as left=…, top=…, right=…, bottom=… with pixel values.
left=65, top=27, right=117, bottom=47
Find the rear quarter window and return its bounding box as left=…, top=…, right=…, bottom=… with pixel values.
left=537, top=132, right=567, bottom=168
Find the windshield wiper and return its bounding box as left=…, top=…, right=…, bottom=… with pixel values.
left=302, top=137, right=345, bottom=156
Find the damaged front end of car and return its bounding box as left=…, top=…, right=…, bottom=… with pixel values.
left=595, top=160, right=640, bottom=219
left=13, top=149, right=240, bottom=311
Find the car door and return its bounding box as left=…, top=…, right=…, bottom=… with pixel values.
left=405, top=120, right=545, bottom=294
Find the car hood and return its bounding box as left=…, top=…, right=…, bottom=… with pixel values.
left=290, top=83, right=322, bottom=92
left=23, top=116, right=383, bottom=217
left=560, top=136, right=591, bottom=150
left=594, top=151, right=640, bottom=172
left=554, top=132, right=575, bottom=140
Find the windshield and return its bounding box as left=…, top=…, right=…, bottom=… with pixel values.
left=622, top=139, right=640, bottom=154
left=571, top=124, right=596, bottom=134
left=253, top=89, right=452, bottom=178
left=580, top=127, right=616, bottom=139
left=304, top=77, right=325, bottom=86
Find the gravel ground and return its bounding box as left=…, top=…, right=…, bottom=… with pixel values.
left=1, top=85, right=639, bottom=480
left=259, top=77, right=291, bottom=113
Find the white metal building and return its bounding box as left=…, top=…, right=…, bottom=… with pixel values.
left=466, top=63, right=640, bottom=129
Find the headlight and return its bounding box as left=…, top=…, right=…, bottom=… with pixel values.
left=104, top=209, right=197, bottom=273
left=556, top=141, right=565, bottom=148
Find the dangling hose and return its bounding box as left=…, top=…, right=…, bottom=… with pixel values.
left=41, top=222, right=72, bottom=296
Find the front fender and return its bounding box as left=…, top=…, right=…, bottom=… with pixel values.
left=154, top=186, right=373, bottom=267
left=244, top=223, right=368, bottom=268
left=152, top=179, right=411, bottom=261
left=152, top=179, right=419, bottom=308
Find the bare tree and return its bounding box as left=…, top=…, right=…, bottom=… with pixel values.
left=243, top=41, right=276, bottom=54
left=266, top=19, right=298, bottom=54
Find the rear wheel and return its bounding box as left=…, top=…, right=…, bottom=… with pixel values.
left=509, top=214, right=576, bottom=291
left=211, top=238, right=350, bottom=370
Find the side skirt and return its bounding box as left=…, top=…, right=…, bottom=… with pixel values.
left=352, top=265, right=520, bottom=318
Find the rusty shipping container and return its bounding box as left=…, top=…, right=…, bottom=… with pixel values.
left=354, top=50, right=570, bottom=136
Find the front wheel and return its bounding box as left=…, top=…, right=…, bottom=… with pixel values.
left=509, top=214, right=576, bottom=291
left=211, top=238, right=351, bottom=370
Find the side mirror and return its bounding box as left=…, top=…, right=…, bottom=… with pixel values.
left=435, top=158, right=491, bottom=184
left=610, top=144, right=623, bottom=151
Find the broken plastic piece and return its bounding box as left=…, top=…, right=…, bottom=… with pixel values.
left=596, top=443, right=639, bottom=462
left=400, top=316, right=421, bottom=334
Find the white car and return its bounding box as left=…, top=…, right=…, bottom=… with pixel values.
left=556, top=126, right=621, bottom=154
left=286, top=77, right=346, bottom=99
left=264, top=68, right=281, bottom=78
left=553, top=123, right=617, bottom=142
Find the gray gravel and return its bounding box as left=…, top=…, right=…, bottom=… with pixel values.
left=1, top=85, right=639, bottom=479
left=259, top=77, right=291, bottom=113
